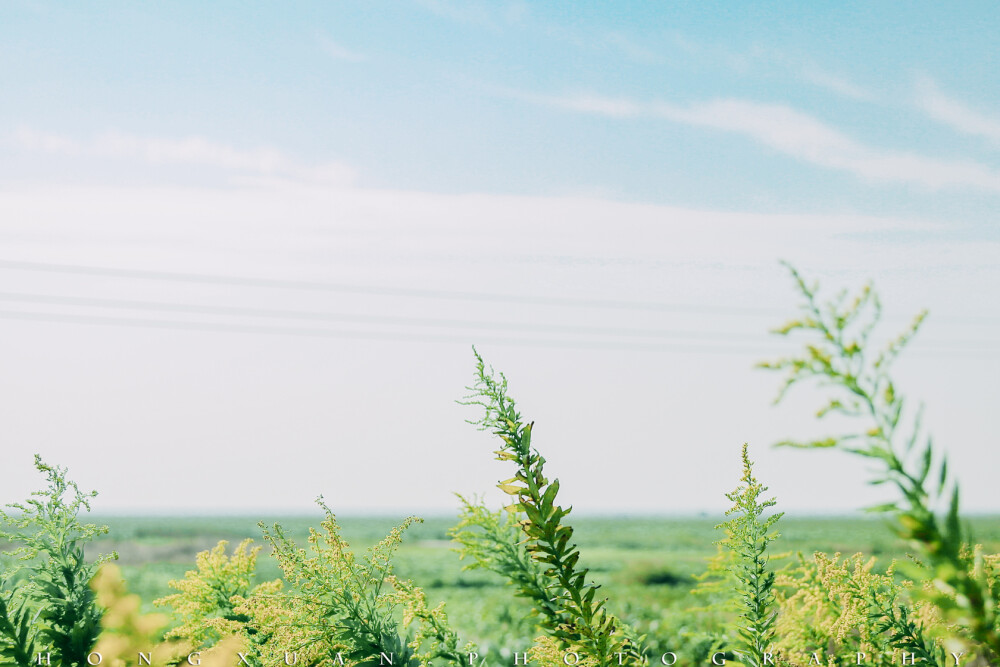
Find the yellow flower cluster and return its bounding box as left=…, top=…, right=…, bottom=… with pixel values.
left=527, top=635, right=598, bottom=667
left=774, top=553, right=904, bottom=666
left=156, top=539, right=280, bottom=649
left=233, top=589, right=331, bottom=666
left=391, top=576, right=472, bottom=666
left=91, top=563, right=242, bottom=667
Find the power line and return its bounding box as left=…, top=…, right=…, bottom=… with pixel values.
left=0, top=310, right=781, bottom=354
left=0, top=309, right=994, bottom=358
left=1, top=261, right=995, bottom=350
left=0, top=259, right=783, bottom=316
left=1, top=290, right=995, bottom=350
left=0, top=291, right=762, bottom=342
left=5, top=259, right=997, bottom=328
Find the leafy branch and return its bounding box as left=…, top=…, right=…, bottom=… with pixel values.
left=719, top=444, right=782, bottom=667
left=0, top=580, right=38, bottom=667
left=0, top=456, right=117, bottom=667
left=258, top=504, right=420, bottom=666
left=253, top=500, right=470, bottom=667
left=450, top=495, right=558, bottom=624
left=461, top=349, right=644, bottom=666
left=760, top=264, right=1000, bottom=659
left=155, top=539, right=280, bottom=663
left=867, top=584, right=945, bottom=666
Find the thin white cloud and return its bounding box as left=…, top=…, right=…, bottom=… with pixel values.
left=12, top=127, right=82, bottom=155
left=799, top=65, right=873, bottom=101
left=414, top=0, right=528, bottom=31
left=604, top=32, right=663, bottom=65
left=317, top=34, right=367, bottom=63
left=485, top=84, right=639, bottom=118
left=549, top=93, right=641, bottom=118
left=508, top=90, right=1000, bottom=193
left=667, top=32, right=753, bottom=73
left=916, top=76, right=1000, bottom=145
left=11, top=128, right=356, bottom=185
left=665, top=34, right=875, bottom=103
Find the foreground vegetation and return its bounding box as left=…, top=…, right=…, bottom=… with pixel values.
left=1, top=266, right=997, bottom=666
left=15, top=514, right=994, bottom=666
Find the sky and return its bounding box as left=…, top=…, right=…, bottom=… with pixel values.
left=1, top=2, right=998, bottom=516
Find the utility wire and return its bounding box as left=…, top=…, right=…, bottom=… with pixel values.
left=0, top=291, right=762, bottom=342
left=1, top=261, right=995, bottom=352
left=0, top=259, right=783, bottom=316
left=0, top=291, right=995, bottom=351
left=0, top=310, right=781, bottom=354
left=4, top=259, right=997, bottom=328
left=0, top=308, right=993, bottom=358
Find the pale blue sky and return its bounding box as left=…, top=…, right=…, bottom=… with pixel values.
left=5, top=2, right=1000, bottom=222
left=0, top=2, right=998, bottom=514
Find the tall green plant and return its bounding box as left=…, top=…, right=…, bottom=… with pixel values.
left=0, top=579, right=38, bottom=667
left=718, top=444, right=782, bottom=667
left=0, top=456, right=116, bottom=667
left=450, top=496, right=556, bottom=624
left=760, top=264, right=999, bottom=660
left=460, top=349, right=644, bottom=666
left=252, top=501, right=469, bottom=667
left=155, top=539, right=279, bottom=663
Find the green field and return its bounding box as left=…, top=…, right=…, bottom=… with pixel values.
left=83, top=514, right=1000, bottom=662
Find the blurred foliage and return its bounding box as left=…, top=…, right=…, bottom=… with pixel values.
left=762, top=264, right=1000, bottom=662
left=91, top=563, right=240, bottom=667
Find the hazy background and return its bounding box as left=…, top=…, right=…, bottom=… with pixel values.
left=1, top=2, right=998, bottom=515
